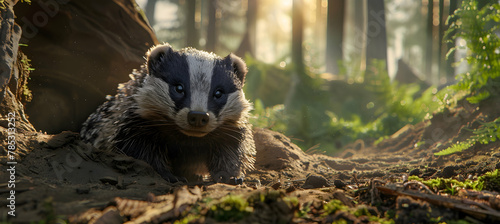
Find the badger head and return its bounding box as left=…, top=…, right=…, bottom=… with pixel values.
left=135, top=44, right=251, bottom=137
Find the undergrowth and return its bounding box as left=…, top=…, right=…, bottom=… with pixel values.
left=445, top=0, right=500, bottom=104
left=248, top=58, right=439, bottom=153
left=435, top=117, right=500, bottom=156
left=434, top=0, right=500, bottom=156
left=409, top=169, right=500, bottom=194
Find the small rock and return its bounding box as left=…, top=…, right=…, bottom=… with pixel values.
left=271, top=181, right=281, bottom=190
left=408, top=169, right=421, bottom=177
left=423, top=168, right=437, bottom=177
left=492, top=152, right=500, bottom=158
left=333, top=179, right=346, bottom=189
left=342, top=151, right=354, bottom=158
left=440, top=166, right=456, bottom=178
left=286, top=185, right=297, bottom=193
left=76, top=187, right=90, bottom=194
left=302, top=175, right=330, bottom=189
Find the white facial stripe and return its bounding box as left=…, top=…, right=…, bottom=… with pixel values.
left=186, top=53, right=216, bottom=112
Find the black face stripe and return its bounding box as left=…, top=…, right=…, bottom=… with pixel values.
left=150, top=52, right=191, bottom=111
left=208, top=59, right=239, bottom=116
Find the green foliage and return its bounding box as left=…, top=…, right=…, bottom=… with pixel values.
left=446, top=0, right=500, bottom=104
left=435, top=117, right=500, bottom=156
left=249, top=99, right=287, bottom=132
left=247, top=58, right=439, bottom=153
left=174, top=214, right=201, bottom=224
left=323, top=199, right=348, bottom=215
left=436, top=0, right=500, bottom=155
left=434, top=142, right=471, bottom=156
left=478, top=169, right=500, bottom=191
left=208, top=195, right=252, bottom=222
left=408, top=171, right=500, bottom=194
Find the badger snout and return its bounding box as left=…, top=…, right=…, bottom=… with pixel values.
left=187, top=111, right=209, bottom=128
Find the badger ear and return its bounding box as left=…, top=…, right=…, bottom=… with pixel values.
left=224, top=53, right=248, bottom=84
left=147, top=44, right=174, bottom=75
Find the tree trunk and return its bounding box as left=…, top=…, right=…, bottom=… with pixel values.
left=206, top=0, right=217, bottom=52
left=285, top=0, right=305, bottom=109
left=236, top=0, right=257, bottom=57
left=426, top=0, right=434, bottom=81
left=326, top=0, right=345, bottom=74
left=145, top=0, right=158, bottom=28
left=185, top=0, right=199, bottom=48
left=292, top=0, right=305, bottom=74
left=365, top=0, right=388, bottom=73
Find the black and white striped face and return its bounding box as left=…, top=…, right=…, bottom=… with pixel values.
left=135, top=44, right=251, bottom=137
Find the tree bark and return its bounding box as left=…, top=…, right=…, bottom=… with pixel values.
left=292, top=0, right=305, bottom=74
left=206, top=0, right=217, bottom=52
left=365, top=0, right=388, bottom=73
left=285, top=0, right=305, bottom=109
left=326, top=0, right=345, bottom=74
left=236, top=0, right=257, bottom=57
left=426, top=0, right=434, bottom=81
left=185, top=0, right=199, bottom=48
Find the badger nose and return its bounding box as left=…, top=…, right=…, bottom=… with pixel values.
left=187, top=111, right=209, bottom=127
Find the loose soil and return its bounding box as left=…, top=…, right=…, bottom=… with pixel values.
left=1, top=96, right=500, bottom=223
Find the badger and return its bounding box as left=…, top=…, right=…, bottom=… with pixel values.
left=80, top=43, right=256, bottom=183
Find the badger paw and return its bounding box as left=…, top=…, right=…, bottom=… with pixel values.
left=212, top=171, right=244, bottom=185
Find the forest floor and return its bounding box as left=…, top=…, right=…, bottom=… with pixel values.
left=1, top=96, right=500, bottom=224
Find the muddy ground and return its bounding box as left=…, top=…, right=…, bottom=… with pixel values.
left=1, top=95, right=500, bottom=223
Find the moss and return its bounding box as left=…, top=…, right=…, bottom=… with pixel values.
left=174, top=214, right=201, bottom=224
left=16, top=51, right=33, bottom=103
left=408, top=171, right=500, bottom=195
left=324, top=199, right=348, bottom=215
left=208, top=195, right=252, bottom=222
left=478, top=169, right=500, bottom=192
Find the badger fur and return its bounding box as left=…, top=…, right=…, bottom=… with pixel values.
left=80, top=44, right=256, bottom=183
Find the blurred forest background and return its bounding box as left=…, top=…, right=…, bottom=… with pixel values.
left=135, top=0, right=499, bottom=154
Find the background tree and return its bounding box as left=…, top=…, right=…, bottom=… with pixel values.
left=185, top=0, right=199, bottom=48
left=365, top=0, right=388, bottom=74
left=291, top=0, right=305, bottom=75
left=206, top=0, right=218, bottom=52
left=285, top=0, right=305, bottom=108
left=426, top=0, right=434, bottom=82
left=236, top=0, right=257, bottom=57
left=325, top=0, right=345, bottom=74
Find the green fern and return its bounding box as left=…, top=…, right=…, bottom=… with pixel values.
left=434, top=142, right=471, bottom=156
left=435, top=117, right=500, bottom=156
left=445, top=0, right=500, bottom=103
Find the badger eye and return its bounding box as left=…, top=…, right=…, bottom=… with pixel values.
left=174, top=84, right=184, bottom=94
left=214, top=89, right=224, bottom=99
